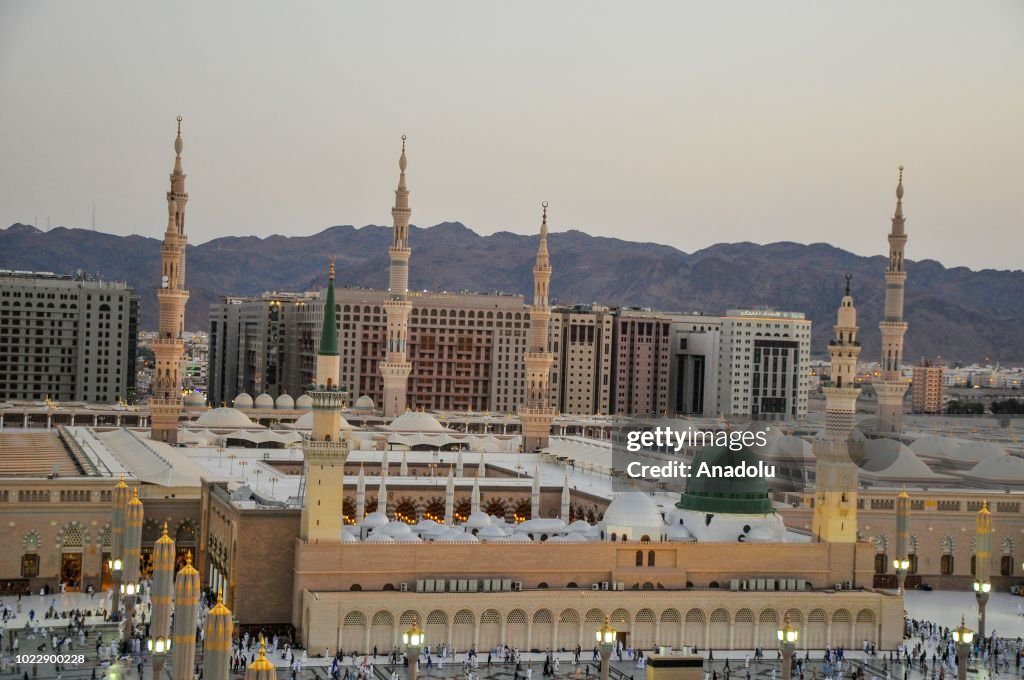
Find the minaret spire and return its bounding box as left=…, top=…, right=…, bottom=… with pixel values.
left=811, top=275, right=863, bottom=544
left=381, top=136, right=414, bottom=417
left=877, top=165, right=910, bottom=433
left=520, top=202, right=556, bottom=451
left=151, top=116, right=190, bottom=444
left=299, top=261, right=351, bottom=544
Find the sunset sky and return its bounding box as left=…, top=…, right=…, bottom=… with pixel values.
left=1, top=1, right=1021, bottom=270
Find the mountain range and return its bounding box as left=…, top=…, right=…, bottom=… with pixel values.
left=2, top=222, right=1022, bottom=363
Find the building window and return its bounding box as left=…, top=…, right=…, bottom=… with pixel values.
left=941, top=554, right=954, bottom=575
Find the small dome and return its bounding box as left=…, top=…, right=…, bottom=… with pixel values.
left=678, top=445, right=773, bottom=514
left=354, top=395, right=375, bottom=411
left=603, top=492, right=666, bottom=538
left=567, top=520, right=592, bottom=533
left=667, top=524, right=693, bottom=542
left=463, top=511, right=492, bottom=529
left=184, top=392, right=206, bottom=407
left=441, top=530, right=478, bottom=543
left=388, top=410, right=448, bottom=433
left=341, top=531, right=360, bottom=543
left=195, top=407, right=257, bottom=430
left=254, top=393, right=275, bottom=409
left=233, top=393, right=253, bottom=408
left=391, top=533, right=423, bottom=543
left=361, top=511, right=389, bottom=529
left=364, top=532, right=395, bottom=544
left=295, top=394, right=314, bottom=410
left=475, top=525, right=509, bottom=540
left=275, top=394, right=295, bottom=410
left=379, top=521, right=414, bottom=536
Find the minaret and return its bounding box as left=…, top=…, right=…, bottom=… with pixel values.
left=520, top=203, right=556, bottom=451
left=151, top=523, right=176, bottom=680
left=376, top=475, right=388, bottom=516
left=355, top=465, right=366, bottom=523
left=400, top=451, right=409, bottom=476
left=876, top=167, right=910, bottom=433
left=478, top=452, right=486, bottom=478
left=456, top=450, right=464, bottom=477
left=471, top=476, right=481, bottom=515
left=203, top=590, right=233, bottom=680
left=299, top=261, right=351, bottom=544
left=381, top=449, right=389, bottom=477
left=171, top=551, right=200, bottom=680
left=811, top=274, right=862, bottom=543
left=444, top=467, right=454, bottom=526
left=894, top=487, right=911, bottom=593
left=151, top=116, right=190, bottom=444
left=561, top=474, right=571, bottom=523
left=381, top=136, right=413, bottom=417
left=531, top=466, right=541, bottom=519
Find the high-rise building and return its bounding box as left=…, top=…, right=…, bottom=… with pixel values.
left=611, top=311, right=673, bottom=416
left=668, top=314, right=722, bottom=417
left=876, top=167, right=910, bottom=433
left=911, top=360, right=945, bottom=414
left=548, top=305, right=614, bottom=416
left=812, top=275, right=862, bottom=543
left=0, top=271, right=138, bottom=403
left=716, top=310, right=811, bottom=419
left=207, top=292, right=315, bottom=407
left=151, top=117, right=190, bottom=444
left=381, top=136, right=413, bottom=417
left=520, top=203, right=556, bottom=451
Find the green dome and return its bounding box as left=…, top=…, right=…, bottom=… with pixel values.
left=676, top=445, right=774, bottom=514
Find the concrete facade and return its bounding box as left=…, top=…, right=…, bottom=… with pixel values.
left=0, top=271, right=138, bottom=403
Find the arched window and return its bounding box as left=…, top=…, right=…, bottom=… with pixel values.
left=635, top=550, right=643, bottom=567
left=648, top=550, right=656, bottom=567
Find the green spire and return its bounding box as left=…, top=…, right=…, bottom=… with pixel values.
left=319, top=259, right=339, bottom=356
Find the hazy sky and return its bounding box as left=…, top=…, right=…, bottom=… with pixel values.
left=2, top=2, right=1022, bottom=270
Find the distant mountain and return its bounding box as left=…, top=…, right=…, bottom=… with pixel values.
left=3, top=222, right=1022, bottom=362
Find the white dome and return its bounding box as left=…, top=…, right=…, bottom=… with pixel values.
left=354, top=395, right=375, bottom=410
left=549, top=532, right=589, bottom=543
left=361, top=511, right=390, bottom=529
left=475, top=525, right=509, bottom=540
left=463, top=511, right=493, bottom=529
left=233, top=393, right=253, bottom=408
left=860, top=439, right=944, bottom=480
left=391, top=532, right=423, bottom=543
left=295, top=394, right=313, bottom=410
left=909, top=436, right=962, bottom=459
left=515, top=518, right=568, bottom=534
left=275, top=394, right=295, bottom=410
left=493, top=532, right=533, bottom=543
left=184, top=392, right=206, bottom=407
left=567, top=520, right=592, bottom=533
left=379, top=521, right=414, bottom=536
left=966, top=455, right=1024, bottom=484
left=413, top=518, right=440, bottom=532
left=195, top=407, right=257, bottom=430
left=388, top=410, right=448, bottom=433
left=667, top=524, right=693, bottom=542
left=441, top=530, right=479, bottom=543
left=602, top=492, right=667, bottom=541
left=291, top=410, right=353, bottom=433
left=254, top=393, right=275, bottom=409
left=365, top=532, right=395, bottom=544
left=342, top=531, right=360, bottom=543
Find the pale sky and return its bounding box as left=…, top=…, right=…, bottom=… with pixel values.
left=1, top=1, right=1022, bottom=270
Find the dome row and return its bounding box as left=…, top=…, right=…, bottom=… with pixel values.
left=232, top=393, right=376, bottom=411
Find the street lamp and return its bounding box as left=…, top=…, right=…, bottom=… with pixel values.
left=893, top=557, right=910, bottom=594
left=778, top=614, right=799, bottom=680
left=951, top=616, right=974, bottom=680
left=596, top=615, right=617, bottom=680
left=147, top=635, right=172, bottom=654
left=403, top=617, right=425, bottom=680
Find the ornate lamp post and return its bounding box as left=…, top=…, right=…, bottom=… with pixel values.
left=951, top=616, right=974, bottom=680
left=403, top=617, right=425, bottom=680
left=596, top=615, right=617, bottom=680
left=974, top=500, right=992, bottom=637
left=777, top=613, right=798, bottom=680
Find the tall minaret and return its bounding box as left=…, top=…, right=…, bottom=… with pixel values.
left=355, top=465, right=366, bottom=523
left=444, top=467, right=454, bottom=526
left=299, top=261, right=351, bottom=544
left=876, top=166, right=910, bottom=433
left=531, top=466, right=541, bottom=519
left=381, top=136, right=413, bottom=417
left=560, top=474, right=571, bottom=523
left=151, top=116, right=190, bottom=444
left=811, top=275, right=862, bottom=543
left=520, top=203, right=555, bottom=451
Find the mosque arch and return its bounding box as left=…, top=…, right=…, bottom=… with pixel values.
left=425, top=610, right=448, bottom=646
left=708, top=608, right=730, bottom=649
left=370, top=611, right=394, bottom=651
left=806, top=609, right=828, bottom=649
left=683, top=609, right=705, bottom=648
left=660, top=609, right=681, bottom=648
left=941, top=535, right=955, bottom=575
left=757, top=609, right=779, bottom=648
left=855, top=609, right=876, bottom=645
left=532, top=609, right=554, bottom=649
left=341, top=611, right=367, bottom=652
left=832, top=609, right=852, bottom=647
left=399, top=610, right=421, bottom=629
left=479, top=609, right=501, bottom=650
left=634, top=609, right=656, bottom=648
left=452, top=609, right=475, bottom=651
left=506, top=609, right=528, bottom=649
left=483, top=498, right=508, bottom=521
left=733, top=608, right=754, bottom=649
left=584, top=608, right=605, bottom=626
left=558, top=609, right=581, bottom=649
